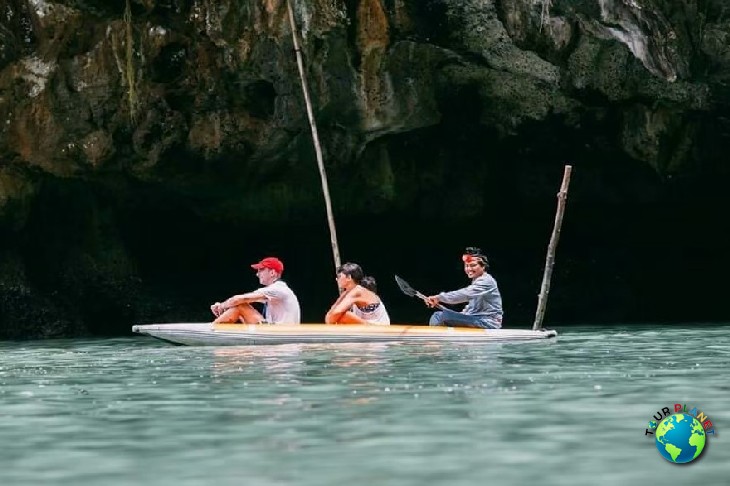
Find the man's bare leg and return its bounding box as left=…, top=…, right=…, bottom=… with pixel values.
left=213, top=304, right=265, bottom=324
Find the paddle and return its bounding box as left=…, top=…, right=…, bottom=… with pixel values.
left=394, top=275, right=447, bottom=311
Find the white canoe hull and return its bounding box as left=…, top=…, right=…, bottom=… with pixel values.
left=132, top=323, right=557, bottom=346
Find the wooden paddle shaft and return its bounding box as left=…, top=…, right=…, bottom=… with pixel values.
left=415, top=291, right=448, bottom=312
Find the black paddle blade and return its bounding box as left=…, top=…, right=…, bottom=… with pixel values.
left=394, top=275, right=417, bottom=297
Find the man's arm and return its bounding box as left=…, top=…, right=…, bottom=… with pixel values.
left=221, top=291, right=268, bottom=310
left=433, top=278, right=493, bottom=305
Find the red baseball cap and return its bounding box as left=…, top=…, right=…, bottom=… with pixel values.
left=251, top=257, right=284, bottom=274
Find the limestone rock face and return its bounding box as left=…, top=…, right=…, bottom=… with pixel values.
left=1, top=0, right=729, bottom=336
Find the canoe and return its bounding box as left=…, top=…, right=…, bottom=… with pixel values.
left=131, top=323, right=558, bottom=346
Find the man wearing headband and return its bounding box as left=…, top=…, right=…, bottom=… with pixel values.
left=424, top=247, right=503, bottom=329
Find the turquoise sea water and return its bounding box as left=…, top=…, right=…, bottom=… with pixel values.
left=1, top=325, right=728, bottom=485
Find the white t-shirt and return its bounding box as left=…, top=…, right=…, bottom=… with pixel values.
left=258, top=280, right=301, bottom=324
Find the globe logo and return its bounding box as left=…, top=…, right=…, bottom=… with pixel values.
left=655, top=413, right=706, bottom=464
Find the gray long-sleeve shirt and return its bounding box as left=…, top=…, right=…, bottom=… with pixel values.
left=437, top=274, right=503, bottom=321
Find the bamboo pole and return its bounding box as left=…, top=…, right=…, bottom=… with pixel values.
left=286, top=0, right=341, bottom=270
left=533, top=165, right=573, bottom=330
left=124, top=0, right=137, bottom=124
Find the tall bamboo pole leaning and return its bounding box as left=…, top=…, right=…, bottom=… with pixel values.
left=533, top=165, right=573, bottom=330
left=286, top=0, right=341, bottom=270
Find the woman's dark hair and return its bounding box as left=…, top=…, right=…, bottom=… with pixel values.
left=336, top=262, right=364, bottom=283
left=360, top=276, right=378, bottom=293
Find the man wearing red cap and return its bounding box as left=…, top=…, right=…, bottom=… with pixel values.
left=424, top=247, right=503, bottom=329
left=210, top=257, right=301, bottom=324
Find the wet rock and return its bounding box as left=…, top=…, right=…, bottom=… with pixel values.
left=1, top=0, right=730, bottom=335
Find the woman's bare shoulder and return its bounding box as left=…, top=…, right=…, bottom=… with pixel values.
left=354, top=286, right=379, bottom=302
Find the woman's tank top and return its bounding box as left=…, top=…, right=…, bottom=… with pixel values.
left=352, top=301, right=390, bottom=325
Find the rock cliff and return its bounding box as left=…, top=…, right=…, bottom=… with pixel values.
left=2, top=0, right=729, bottom=336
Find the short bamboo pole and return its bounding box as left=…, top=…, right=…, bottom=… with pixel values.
left=286, top=0, right=341, bottom=270
left=533, top=165, right=573, bottom=330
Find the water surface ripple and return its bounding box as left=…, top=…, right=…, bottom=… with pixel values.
left=1, top=325, right=728, bottom=485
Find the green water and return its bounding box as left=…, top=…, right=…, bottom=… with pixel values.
left=0, top=326, right=727, bottom=485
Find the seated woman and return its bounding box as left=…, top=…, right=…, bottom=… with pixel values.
left=325, top=262, right=390, bottom=325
